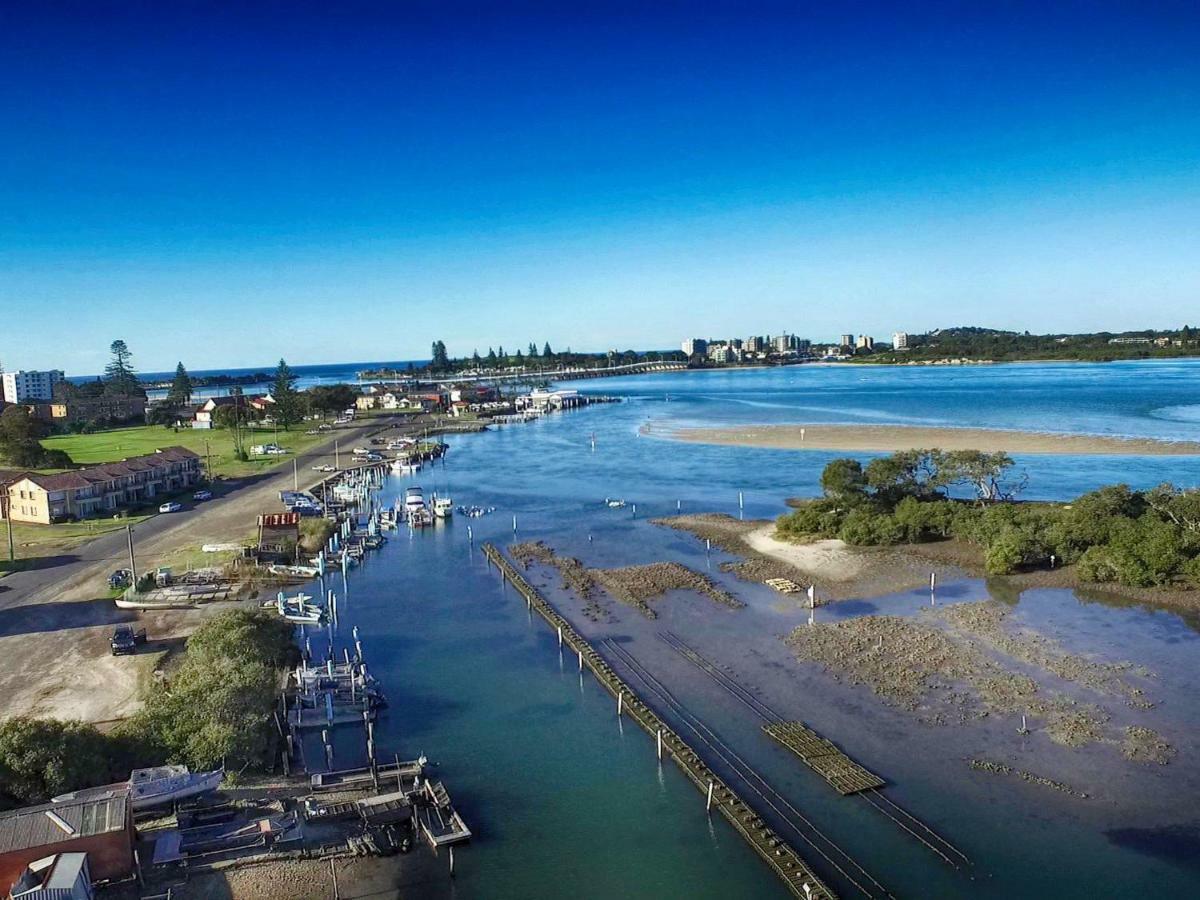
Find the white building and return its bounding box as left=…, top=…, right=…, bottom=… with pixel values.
left=1, top=369, right=65, bottom=403
left=856, top=335, right=875, bottom=350
left=892, top=332, right=909, bottom=350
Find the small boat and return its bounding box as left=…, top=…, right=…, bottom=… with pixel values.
left=53, top=765, right=223, bottom=811
left=433, top=496, right=453, bottom=519
left=605, top=498, right=627, bottom=508
left=268, top=564, right=321, bottom=579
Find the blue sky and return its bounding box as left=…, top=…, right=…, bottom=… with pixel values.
left=2, top=1, right=1199, bottom=373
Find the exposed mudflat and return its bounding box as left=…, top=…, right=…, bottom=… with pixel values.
left=785, top=600, right=1173, bottom=763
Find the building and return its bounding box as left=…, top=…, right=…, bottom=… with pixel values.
left=9, top=853, right=94, bottom=899
left=0, top=794, right=134, bottom=891
left=744, top=336, right=764, bottom=353
left=772, top=334, right=793, bottom=353
left=192, top=395, right=266, bottom=429
left=681, top=338, right=708, bottom=357
left=49, top=396, right=145, bottom=425
left=840, top=334, right=855, bottom=348
left=892, top=332, right=909, bottom=350
left=516, top=388, right=582, bottom=411
left=1, top=447, right=202, bottom=524
left=856, top=335, right=875, bottom=350
left=1, top=371, right=65, bottom=404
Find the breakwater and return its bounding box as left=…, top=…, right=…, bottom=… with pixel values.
left=482, top=542, right=837, bottom=900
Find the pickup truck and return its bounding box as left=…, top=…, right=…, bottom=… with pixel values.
left=110, top=625, right=147, bottom=656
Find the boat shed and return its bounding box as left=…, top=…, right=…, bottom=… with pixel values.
left=8, top=852, right=94, bottom=899
left=0, top=794, right=133, bottom=892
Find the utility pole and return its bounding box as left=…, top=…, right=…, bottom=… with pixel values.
left=334, top=440, right=340, bottom=470
left=293, top=458, right=298, bottom=491
left=2, top=491, right=14, bottom=562
left=126, top=525, right=137, bottom=583
left=204, top=440, right=213, bottom=481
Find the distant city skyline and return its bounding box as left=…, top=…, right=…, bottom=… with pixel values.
left=4, top=3, right=1199, bottom=372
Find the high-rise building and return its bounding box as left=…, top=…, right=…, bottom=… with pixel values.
left=2, top=369, right=65, bottom=403
left=744, top=336, right=764, bottom=352
left=856, top=335, right=875, bottom=350
left=840, top=334, right=854, bottom=347
left=682, top=338, right=708, bottom=357
left=773, top=334, right=792, bottom=353
left=892, top=332, right=909, bottom=350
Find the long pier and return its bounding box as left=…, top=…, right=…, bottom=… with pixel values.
left=482, top=543, right=837, bottom=900
left=367, top=360, right=687, bottom=387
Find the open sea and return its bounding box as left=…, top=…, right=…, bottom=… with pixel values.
left=298, top=360, right=1200, bottom=898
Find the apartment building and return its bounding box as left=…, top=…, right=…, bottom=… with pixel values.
left=1, top=447, right=202, bottom=524
left=1, top=370, right=65, bottom=403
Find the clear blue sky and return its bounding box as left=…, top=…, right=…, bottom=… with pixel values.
left=2, top=1, right=1198, bottom=373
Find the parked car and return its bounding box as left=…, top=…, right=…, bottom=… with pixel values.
left=159, top=501, right=183, bottom=513
left=265, top=447, right=290, bottom=455
left=312, top=464, right=336, bottom=472
left=108, top=568, right=133, bottom=589
left=192, top=489, right=212, bottom=501
left=110, top=624, right=147, bottom=656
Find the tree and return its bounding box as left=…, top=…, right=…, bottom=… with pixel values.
left=307, top=384, right=358, bottom=421
left=528, top=342, right=538, bottom=357
left=103, top=340, right=143, bottom=397
left=430, top=341, right=450, bottom=372
left=865, top=450, right=946, bottom=503
left=941, top=450, right=1024, bottom=503
left=166, top=362, right=193, bottom=407
left=147, top=404, right=180, bottom=428
left=271, top=359, right=302, bottom=430
left=472, top=349, right=482, bottom=367
left=486, top=348, right=498, bottom=367
left=543, top=342, right=553, bottom=358
left=820, top=458, right=867, bottom=501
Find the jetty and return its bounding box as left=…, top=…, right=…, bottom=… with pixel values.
left=482, top=543, right=836, bottom=900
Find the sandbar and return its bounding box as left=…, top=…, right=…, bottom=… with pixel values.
left=650, top=422, right=1200, bottom=456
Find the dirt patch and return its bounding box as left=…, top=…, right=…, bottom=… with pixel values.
left=968, top=758, right=1089, bottom=798
left=511, top=541, right=606, bottom=621
left=652, top=513, right=959, bottom=600
left=784, top=601, right=1167, bottom=761
left=591, top=562, right=745, bottom=619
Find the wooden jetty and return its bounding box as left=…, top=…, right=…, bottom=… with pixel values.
left=763, top=723, right=885, bottom=796
left=416, top=780, right=472, bottom=848
left=310, top=759, right=425, bottom=792
left=482, top=543, right=836, bottom=900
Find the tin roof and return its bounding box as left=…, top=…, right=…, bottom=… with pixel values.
left=0, top=793, right=127, bottom=855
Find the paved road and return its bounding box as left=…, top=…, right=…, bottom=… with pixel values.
left=0, top=416, right=408, bottom=611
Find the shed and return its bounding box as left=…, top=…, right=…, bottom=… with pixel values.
left=9, top=852, right=94, bottom=899
left=0, top=795, right=132, bottom=890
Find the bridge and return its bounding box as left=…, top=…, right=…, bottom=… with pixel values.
left=363, top=360, right=687, bottom=388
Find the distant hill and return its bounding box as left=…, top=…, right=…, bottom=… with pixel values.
left=864, top=325, right=1199, bottom=363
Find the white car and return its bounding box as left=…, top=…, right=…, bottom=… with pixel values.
left=192, top=490, right=212, bottom=501
left=312, top=464, right=336, bottom=472
left=265, top=447, right=290, bottom=455
left=159, top=501, right=183, bottom=513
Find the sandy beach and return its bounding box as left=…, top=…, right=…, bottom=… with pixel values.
left=650, top=422, right=1200, bottom=455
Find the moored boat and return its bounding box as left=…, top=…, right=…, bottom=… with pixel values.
left=52, top=765, right=223, bottom=810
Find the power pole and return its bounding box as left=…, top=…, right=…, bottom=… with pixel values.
left=2, top=491, right=14, bottom=562
left=293, top=458, right=298, bottom=491
left=204, top=440, right=213, bottom=481
left=126, top=525, right=137, bottom=583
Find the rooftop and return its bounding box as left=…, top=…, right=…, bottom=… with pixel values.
left=11, top=447, right=200, bottom=493
left=0, top=793, right=127, bottom=855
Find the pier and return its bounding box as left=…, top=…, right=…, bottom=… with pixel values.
left=482, top=543, right=837, bottom=900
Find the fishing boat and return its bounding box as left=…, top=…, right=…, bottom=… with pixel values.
left=605, top=498, right=627, bottom=508
left=433, top=496, right=453, bottom=519
left=52, top=765, right=223, bottom=810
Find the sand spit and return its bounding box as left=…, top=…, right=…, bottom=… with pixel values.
left=592, top=562, right=745, bottom=619
left=653, top=422, right=1200, bottom=456
left=968, top=758, right=1089, bottom=799
left=784, top=601, right=1170, bottom=762
left=652, top=513, right=958, bottom=599
left=510, top=541, right=744, bottom=620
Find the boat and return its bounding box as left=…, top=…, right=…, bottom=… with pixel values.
left=605, top=498, right=627, bottom=508
left=53, top=765, right=223, bottom=811
left=275, top=591, right=326, bottom=624
left=433, top=496, right=453, bottom=518
left=267, top=563, right=321, bottom=579
left=455, top=504, right=495, bottom=518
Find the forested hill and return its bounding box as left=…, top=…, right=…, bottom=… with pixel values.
left=861, top=326, right=1200, bottom=363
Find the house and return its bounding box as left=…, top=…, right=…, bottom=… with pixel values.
left=355, top=394, right=378, bottom=411
left=192, top=395, right=265, bottom=429
left=0, top=794, right=134, bottom=891
left=8, top=853, right=94, bottom=899
left=1, top=447, right=202, bottom=524
left=257, top=512, right=301, bottom=561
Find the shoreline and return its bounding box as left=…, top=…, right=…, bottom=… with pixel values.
left=648, top=422, right=1200, bottom=456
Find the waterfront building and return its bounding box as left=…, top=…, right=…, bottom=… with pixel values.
left=772, top=334, right=792, bottom=353
left=840, top=334, right=855, bottom=347
left=1, top=447, right=202, bottom=524
left=892, top=331, right=909, bottom=349
left=682, top=338, right=708, bottom=357
left=0, top=794, right=134, bottom=890
left=1, top=370, right=64, bottom=404
left=856, top=335, right=875, bottom=350
left=744, top=336, right=764, bottom=352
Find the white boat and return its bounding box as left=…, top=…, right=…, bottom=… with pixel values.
left=268, top=564, right=321, bottom=579
left=605, top=498, right=627, bottom=508
left=276, top=591, right=325, bottom=623
left=53, top=765, right=223, bottom=810
left=433, top=496, right=453, bottom=519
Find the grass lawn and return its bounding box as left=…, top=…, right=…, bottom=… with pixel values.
left=41, top=423, right=334, bottom=479
left=4, top=513, right=156, bottom=562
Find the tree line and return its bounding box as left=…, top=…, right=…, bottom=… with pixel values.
left=779, top=450, right=1200, bottom=586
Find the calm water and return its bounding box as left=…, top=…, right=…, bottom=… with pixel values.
left=302, top=361, right=1200, bottom=898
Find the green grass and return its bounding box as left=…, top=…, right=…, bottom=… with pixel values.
left=40, top=423, right=333, bottom=479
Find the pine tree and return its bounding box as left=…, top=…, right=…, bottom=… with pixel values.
left=528, top=342, right=538, bottom=357
left=486, top=348, right=498, bottom=367
left=543, top=342, right=553, bottom=358
left=167, top=362, right=193, bottom=407
left=104, top=340, right=143, bottom=396
left=272, top=359, right=301, bottom=430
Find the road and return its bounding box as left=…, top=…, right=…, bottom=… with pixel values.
left=0, top=413, right=446, bottom=724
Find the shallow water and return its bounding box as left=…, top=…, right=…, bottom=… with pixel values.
left=300, top=361, right=1200, bottom=897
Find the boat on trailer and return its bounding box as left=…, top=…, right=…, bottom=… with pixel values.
left=53, top=765, right=223, bottom=811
